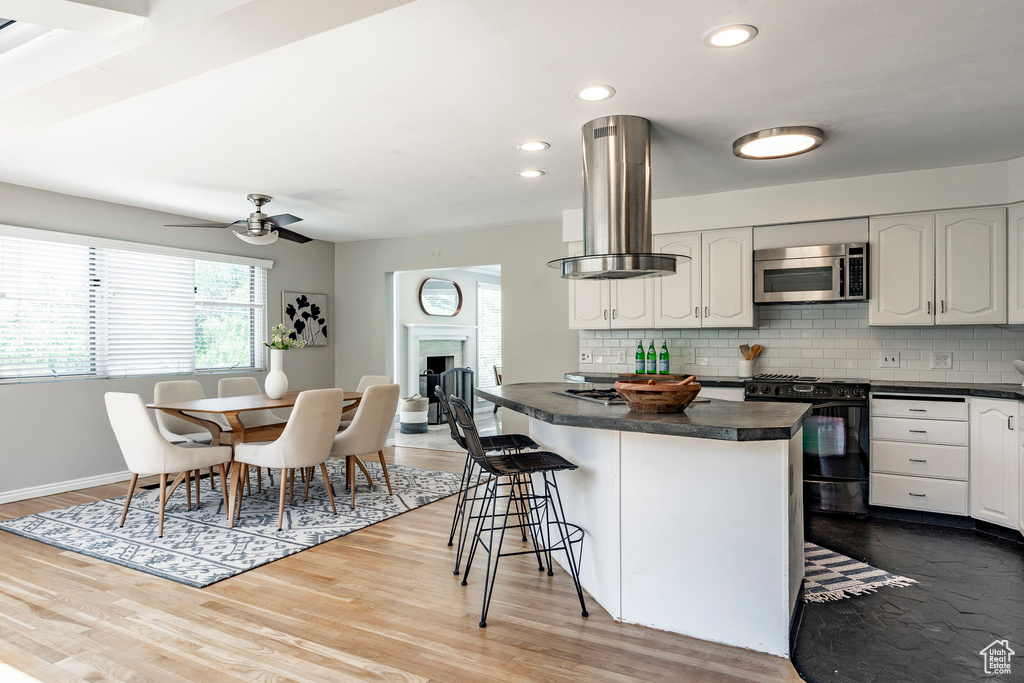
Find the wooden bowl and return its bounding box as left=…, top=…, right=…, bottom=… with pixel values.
left=614, top=379, right=702, bottom=413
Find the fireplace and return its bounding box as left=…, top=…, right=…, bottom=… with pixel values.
left=405, top=324, right=477, bottom=403
left=420, top=354, right=455, bottom=407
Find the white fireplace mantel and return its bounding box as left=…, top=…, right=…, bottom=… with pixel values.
left=405, top=324, right=478, bottom=398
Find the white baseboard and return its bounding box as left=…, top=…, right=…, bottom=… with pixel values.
left=0, top=470, right=132, bottom=505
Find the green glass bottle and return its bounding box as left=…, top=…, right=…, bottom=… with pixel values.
left=646, top=341, right=657, bottom=374
left=635, top=340, right=645, bottom=374
left=659, top=340, right=670, bottom=375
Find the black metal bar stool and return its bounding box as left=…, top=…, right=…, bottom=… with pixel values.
left=449, top=396, right=588, bottom=628
left=433, top=386, right=539, bottom=575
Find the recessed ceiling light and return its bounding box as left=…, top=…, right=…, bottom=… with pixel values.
left=573, top=85, right=616, bottom=102
left=517, top=141, right=550, bottom=152
left=703, top=24, right=758, bottom=48
left=518, top=170, right=545, bottom=178
left=733, top=126, right=825, bottom=159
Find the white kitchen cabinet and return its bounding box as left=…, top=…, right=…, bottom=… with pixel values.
left=571, top=227, right=753, bottom=330
left=869, top=208, right=1007, bottom=326
left=869, top=214, right=935, bottom=325
left=702, top=228, right=755, bottom=328
left=969, top=398, right=1020, bottom=529
left=653, top=232, right=701, bottom=328
left=1019, top=405, right=1024, bottom=537
left=1007, top=203, right=1024, bottom=324
left=935, top=208, right=1006, bottom=324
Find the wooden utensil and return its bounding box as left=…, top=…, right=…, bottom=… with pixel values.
left=739, top=344, right=751, bottom=359
left=749, top=344, right=763, bottom=360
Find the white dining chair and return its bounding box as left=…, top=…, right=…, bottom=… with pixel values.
left=330, top=383, right=400, bottom=509
left=230, top=388, right=346, bottom=530
left=217, top=376, right=289, bottom=427
left=154, top=379, right=226, bottom=490
left=338, top=375, right=393, bottom=430
left=105, top=392, right=233, bottom=537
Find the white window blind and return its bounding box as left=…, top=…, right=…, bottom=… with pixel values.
left=0, top=230, right=268, bottom=382
left=477, top=282, right=502, bottom=388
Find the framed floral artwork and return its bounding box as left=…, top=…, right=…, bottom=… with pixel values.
left=282, top=292, right=328, bottom=347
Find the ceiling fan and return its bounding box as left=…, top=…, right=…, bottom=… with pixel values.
left=166, top=194, right=312, bottom=245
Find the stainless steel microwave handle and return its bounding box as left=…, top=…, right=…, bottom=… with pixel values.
left=837, top=257, right=844, bottom=298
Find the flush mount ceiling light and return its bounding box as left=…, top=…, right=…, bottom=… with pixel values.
left=518, top=169, right=545, bottom=178
left=733, top=126, right=825, bottom=159
left=573, top=84, right=616, bottom=102
left=517, top=141, right=550, bottom=152
left=703, top=24, right=758, bottom=47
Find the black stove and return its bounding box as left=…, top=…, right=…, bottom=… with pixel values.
left=744, top=374, right=868, bottom=401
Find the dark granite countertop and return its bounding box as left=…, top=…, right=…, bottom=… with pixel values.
left=565, top=372, right=1024, bottom=400
left=478, top=382, right=809, bottom=442
left=564, top=372, right=746, bottom=388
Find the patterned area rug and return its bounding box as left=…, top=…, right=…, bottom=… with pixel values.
left=803, top=542, right=918, bottom=603
left=0, top=461, right=462, bottom=588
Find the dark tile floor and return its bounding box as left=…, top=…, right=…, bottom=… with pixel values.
left=792, top=514, right=1024, bottom=683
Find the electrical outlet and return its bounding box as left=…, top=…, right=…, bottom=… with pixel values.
left=930, top=351, right=952, bottom=369
left=616, top=350, right=626, bottom=363
left=580, top=351, right=592, bottom=363
left=880, top=352, right=900, bottom=368
left=682, top=348, right=696, bottom=364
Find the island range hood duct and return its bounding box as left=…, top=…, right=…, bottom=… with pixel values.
left=548, top=115, right=680, bottom=279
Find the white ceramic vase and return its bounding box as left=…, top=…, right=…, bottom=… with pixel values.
left=265, top=348, right=288, bottom=399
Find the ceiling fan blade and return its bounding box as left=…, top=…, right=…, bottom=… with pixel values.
left=266, top=213, right=302, bottom=227
left=165, top=219, right=245, bottom=228
left=275, top=227, right=313, bottom=244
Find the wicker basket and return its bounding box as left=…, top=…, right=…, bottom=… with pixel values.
left=614, top=379, right=702, bottom=413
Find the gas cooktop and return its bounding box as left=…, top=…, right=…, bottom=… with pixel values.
left=554, top=388, right=625, bottom=405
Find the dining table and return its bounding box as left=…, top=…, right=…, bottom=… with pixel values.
left=147, top=389, right=362, bottom=522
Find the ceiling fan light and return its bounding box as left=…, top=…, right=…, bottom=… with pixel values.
left=234, top=229, right=279, bottom=245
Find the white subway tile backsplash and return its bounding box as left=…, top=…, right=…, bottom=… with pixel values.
left=579, top=303, right=1024, bottom=383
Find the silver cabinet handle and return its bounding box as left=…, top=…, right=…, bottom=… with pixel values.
left=1009, top=416, right=1014, bottom=431
left=909, top=492, right=927, bottom=497
left=612, top=308, right=617, bottom=319
left=603, top=309, right=608, bottom=320
left=941, top=300, right=946, bottom=313
left=927, top=301, right=931, bottom=314
left=909, top=429, right=927, bottom=433
left=705, top=306, right=710, bottom=317
left=909, top=408, right=927, bottom=412
left=695, top=306, right=699, bottom=318
left=909, top=458, right=927, bottom=463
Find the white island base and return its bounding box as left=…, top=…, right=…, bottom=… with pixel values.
left=529, top=418, right=804, bottom=658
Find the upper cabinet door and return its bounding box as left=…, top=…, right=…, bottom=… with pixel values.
left=1007, top=204, right=1024, bottom=324
left=869, top=214, right=935, bottom=326
left=567, top=241, right=610, bottom=329
left=653, top=232, right=702, bottom=328
left=610, top=276, right=654, bottom=328
left=935, top=208, right=1006, bottom=325
left=701, top=227, right=754, bottom=328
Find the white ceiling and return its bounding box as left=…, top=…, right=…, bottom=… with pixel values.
left=0, top=0, right=1022, bottom=243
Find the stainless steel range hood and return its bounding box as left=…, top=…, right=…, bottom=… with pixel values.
left=548, top=115, right=679, bottom=279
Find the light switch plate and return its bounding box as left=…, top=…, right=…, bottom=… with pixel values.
left=580, top=351, right=592, bottom=363
left=880, top=352, right=900, bottom=368
left=930, top=351, right=952, bottom=369
left=682, top=348, right=696, bottom=364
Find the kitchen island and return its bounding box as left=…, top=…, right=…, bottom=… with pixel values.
left=478, top=382, right=810, bottom=658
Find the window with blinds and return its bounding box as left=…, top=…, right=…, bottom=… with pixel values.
left=0, top=231, right=268, bottom=382
left=476, top=281, right=502, bottom=388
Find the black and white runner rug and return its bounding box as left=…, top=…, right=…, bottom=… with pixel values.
left=0, top=461, right=462, bottom=588
left=803, top=542, right=918, bottom=603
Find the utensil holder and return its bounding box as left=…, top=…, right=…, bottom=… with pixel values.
left=737, top=359, right=754, bottom=378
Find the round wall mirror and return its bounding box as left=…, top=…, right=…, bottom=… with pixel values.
left=419, top=278, right=463, bottom=317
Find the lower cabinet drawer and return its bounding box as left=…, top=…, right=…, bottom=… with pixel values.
left=871, top=416, right=968, bottom=446
left=870, top=473, right=969, bottom=515
left=870, top=441, right=969, bottom=480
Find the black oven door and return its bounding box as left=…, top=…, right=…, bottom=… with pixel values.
left=802, top=401, right=869, bottom=515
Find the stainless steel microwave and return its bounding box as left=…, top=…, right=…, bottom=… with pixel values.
left=754, top=243, right=868, bottom=304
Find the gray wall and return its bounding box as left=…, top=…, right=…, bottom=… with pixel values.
left=0, top=182, right=335, bottom=500
left=334, top=220, right=575, bottom=394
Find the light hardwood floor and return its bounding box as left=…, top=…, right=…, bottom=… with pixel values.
left=0, top=446, right=803, bottom=682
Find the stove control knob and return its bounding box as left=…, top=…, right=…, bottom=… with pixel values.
left=746, top=384, right=759, bottom=394
left=853, top=387, right=866, bottom=398
left=837, top=387, right=849, bottom=397
left=761, top=385, right=772, bottom=394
